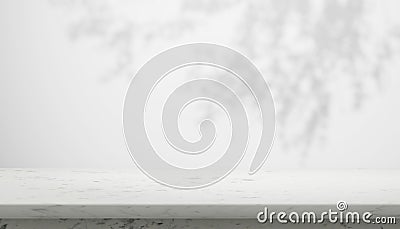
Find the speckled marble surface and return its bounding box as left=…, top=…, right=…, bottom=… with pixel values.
left=0, top=169, right=399, bottom=219
left=0, top=219, right=399, bottom=229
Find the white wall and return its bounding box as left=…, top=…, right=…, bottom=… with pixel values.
left=0, top=0, right=400, bottom=169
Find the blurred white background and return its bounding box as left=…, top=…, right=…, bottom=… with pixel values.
left=0, top=0, right=399, bottom=170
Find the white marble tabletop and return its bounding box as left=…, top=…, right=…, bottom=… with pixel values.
left=0, top=169, right=399, bottom=218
